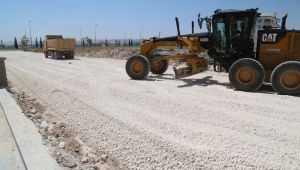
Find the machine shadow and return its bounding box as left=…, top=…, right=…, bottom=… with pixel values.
left=147, top=75, right=300, bottom=97
left=47, top=57, right=80, bottom=61
left=257, top=84, right=276, bottom=94
left=147, top=74, right=232, bottom=88
left=258, top=84, right=300, bottom=97
left=178, top=76, right=232, bottom=88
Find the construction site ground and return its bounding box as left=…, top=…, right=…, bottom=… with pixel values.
left=0, top=50, right=299, bottom=169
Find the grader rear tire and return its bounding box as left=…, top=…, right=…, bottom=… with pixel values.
left=126, top=55, right=150, bottom=80
left=271, top=61, right=300, bottom=95
left=229, top=58, right=265, bottom=92
left=151, top=60, right=168, bottom=74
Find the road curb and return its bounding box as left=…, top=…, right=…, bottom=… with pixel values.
left=0, top=88, right=59, bottom=170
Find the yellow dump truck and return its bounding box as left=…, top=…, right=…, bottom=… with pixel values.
left=43, top=35, right=76, bottom=59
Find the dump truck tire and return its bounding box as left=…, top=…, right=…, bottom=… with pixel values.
left=126, top=55, right=150, bottom=80
left=53, top=51, right=62, bottom=60
left=65, top=55, right=74, bottom=59
left=229, top=58, right=265, bottom=92
left=151, top=60, right=168, bottom=74
left=67, top=52, right=75, bottom=59
left=69, top=52, right=75, bottom=59
left=271, top=61, right=300, bottom=95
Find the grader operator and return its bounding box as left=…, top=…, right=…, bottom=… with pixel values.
left=125, top=9, right=300, bottom=95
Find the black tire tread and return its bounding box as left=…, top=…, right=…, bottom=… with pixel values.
left=229, top=58, right=265, bottom=92
left=125, top=55, right=150, bottom=80
left=151, top=60, right=169, bottom=74
left=271, top=61, right=300, bottom=95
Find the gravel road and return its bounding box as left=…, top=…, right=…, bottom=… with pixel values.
left=1, top=51, right=300, bottom=169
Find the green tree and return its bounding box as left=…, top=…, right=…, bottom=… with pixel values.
left=39, top=37, right=43, bottom=48
left=85, top=37, right=92, bottom=46
left=104, top=39, right=109, bottom=47
left=82, top=38, right=85, bottom=47
left=21, top=35, right=29, bottom=48
left=35, top=37, right=38, bottom=48
left=14, top=37, right=18, bottom=49
left=0, top=40, right=4, bottom=48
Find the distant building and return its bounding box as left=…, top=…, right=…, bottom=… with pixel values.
left=253, top=12, right=280, bottom=48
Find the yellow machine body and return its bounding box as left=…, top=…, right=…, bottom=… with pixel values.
left=140, top=36, right=208, bottom=78
left=257, top=30, right=300, bottom=81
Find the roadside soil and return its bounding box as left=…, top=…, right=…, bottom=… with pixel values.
left=8, top=83, right=118, bottom=170
left=75, top=47, right=139, bottom=60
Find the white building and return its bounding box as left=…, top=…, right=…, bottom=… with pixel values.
left=253, top=12, right=280, bottom=48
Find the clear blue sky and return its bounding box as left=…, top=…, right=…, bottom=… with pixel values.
left=1, top=0, right=299, bottom=43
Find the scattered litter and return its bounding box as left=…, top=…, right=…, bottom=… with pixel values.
left=59, top=142, right=65, bottom=149
left=36, top=117, right=45, bottom=126
left=30, top=108, right=37, bottom=114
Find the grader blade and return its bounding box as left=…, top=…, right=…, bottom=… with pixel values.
left=173, top=65, right=192, bottom=79
left=173, top=58, right=209, bottom=79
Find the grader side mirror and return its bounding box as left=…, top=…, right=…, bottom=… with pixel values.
left=198, top=13, right=204, bottom=29
left=205, top=17, right=212, bottom=33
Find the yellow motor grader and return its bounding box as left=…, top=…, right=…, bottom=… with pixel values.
left=126, top=18, right=209, bottom=80
left=125, top=9, right=300, bottom=95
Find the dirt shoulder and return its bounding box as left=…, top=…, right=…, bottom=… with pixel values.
left=8, top=85, right=119, bottom=170
left=75, top=47, right=139, bottom=60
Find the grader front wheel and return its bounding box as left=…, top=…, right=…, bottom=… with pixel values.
left=126, top=55, right=150, bottom=80
left=151, top=60, right=168, bottom=74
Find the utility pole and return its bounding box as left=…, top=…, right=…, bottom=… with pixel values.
left=94, top=24, right=98, bottom=46
left=159, top=32, right=161, bottom=38
left=24, top=25, right=27, bottom=48
left=80, top=28, right=83, bottom=46
left=29, top=20, right=32, bottom=47
left=24, top=26, right=27, bottom=39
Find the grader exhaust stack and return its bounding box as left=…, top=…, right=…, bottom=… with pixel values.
left=175, top=17, right=181, bottom=36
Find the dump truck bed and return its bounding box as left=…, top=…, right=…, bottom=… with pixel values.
left=43, top=35, right=76, bottom=59
left=45, top=38, right=75, bottom=51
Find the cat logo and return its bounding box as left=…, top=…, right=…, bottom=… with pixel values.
left=262, top=33, right=278, bottom=43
